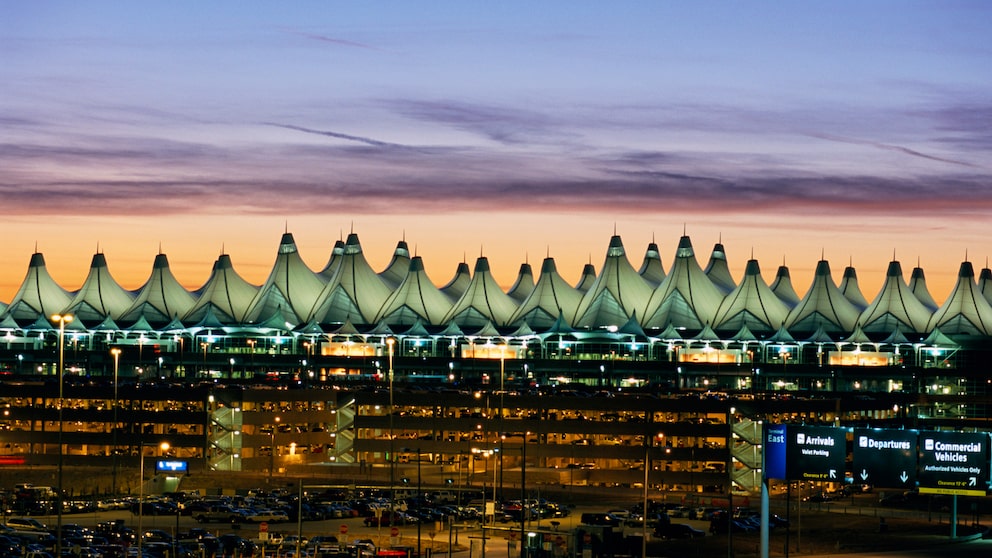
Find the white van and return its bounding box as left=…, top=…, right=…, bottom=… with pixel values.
left=430, top=490, right=457, bottom=504
left=6, top=517, right=48, bottom=531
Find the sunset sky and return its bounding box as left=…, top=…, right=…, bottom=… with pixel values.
left=2, top=2, right=990, bottom=305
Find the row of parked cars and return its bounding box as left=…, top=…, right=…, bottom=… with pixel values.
left=0, top=516, right=369, bottom=558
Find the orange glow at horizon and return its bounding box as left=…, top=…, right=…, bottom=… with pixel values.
left=0, top=210, right=977, bottom=307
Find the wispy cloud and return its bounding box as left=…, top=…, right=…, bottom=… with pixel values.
left=279, top=28, right=379, bottom=50
left=807, top=132, right=981, bottom=168
left=261, top=122, right=410, bottom=149
left=382, top=98, right=570, bottom=146
left=4, top=91, right=992, bottom=221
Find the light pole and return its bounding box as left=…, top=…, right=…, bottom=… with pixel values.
left=415, top=447, right=422, bottom=558
left=499, top=341, right=506, bottom=420
left=642, top=438, right=650, bottom=558
left=175, top=335, right=184, bottom=377
left=111, top=347, right=122, bottom=496
left=728, top=406, right=736, bottom=558
left=519, top=434, right=528, bottom=558
left=387, top=337, right=395, bottom=501
left=137, top=441, right=170, bottom=558
left=51, top=312, right=73, bottom=558
left=269, top=417, right=280, bottom=484
left=247, top=339, right=256, bottom=373
left=471, top=447, right=495, bottom=558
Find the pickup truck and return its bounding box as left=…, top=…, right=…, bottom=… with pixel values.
left=193, top=506, right=246, bottom=523
left=243, top=509, right=290, bottom=523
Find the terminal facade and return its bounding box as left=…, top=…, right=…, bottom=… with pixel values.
left=0, top=231, right=988, bottom=496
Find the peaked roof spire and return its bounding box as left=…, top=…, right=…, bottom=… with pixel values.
left=858, top=259, right=930, bottom=334
left=785, top=258, right=860, bottom=333
left=713, top=258, right=789, bottom=333
left=573, top=233, right=652, bottom=327
left=643, top=234, right=725, bottom=329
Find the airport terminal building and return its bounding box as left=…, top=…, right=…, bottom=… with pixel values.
left=0, top=231, right=989, bottom=496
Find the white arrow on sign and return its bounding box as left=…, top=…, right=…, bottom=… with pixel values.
left=860, top=469, right=868, bottom=481
left=829, top=469, right=837, bottom=479
left=900, top=471, right=909, bottom=483
left=969, top=477, right=977, bottom=487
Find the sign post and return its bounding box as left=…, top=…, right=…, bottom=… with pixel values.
left=917, top=430, right=989, bottom=496
left=852, top=428, right=917, bottom=489
left=918, top=430, right=990, bottom=539
left=785, top=425, right=847, bottom=482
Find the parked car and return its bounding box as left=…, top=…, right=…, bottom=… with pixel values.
left=363, top=512, right=416, bottom=527
left=654, top=523, right=705, bottom=540
left=243, top=509, right=289, bottom=523
left=5, top=518, right=47, bottom=531
left=306, top=535, right=339, bottom=553
left=193, top=506, right=246, bottom=524
left=218, top=534, right=255, bottom=556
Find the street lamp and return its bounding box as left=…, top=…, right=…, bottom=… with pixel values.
left=137, top=441, right=170, bottom=558
left=642, top=436, right=651, bottom=558
left=269, top=417, right=280, bottom=483
left=499, top=341, right=506, bottom=420
left=111, top=347, right=122, bottom=496
left=51, top=312, right=73, bottom=558
left=247, top=339, right=256, bottom=372
left=728, top=406, right=736, bottom=558
left=174, top=335, right=184, bottom=377
left=523, top=435, right=529, bottom=557
left=472, top=447, right=497, bottom=558
left=387, top=337, right=395, bottom=499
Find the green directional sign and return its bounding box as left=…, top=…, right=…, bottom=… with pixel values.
left=852, top=429, right=916, bottom=488
left=785, top=425, right=847, bottom=481
left=918, top=431, right=989, bottom=496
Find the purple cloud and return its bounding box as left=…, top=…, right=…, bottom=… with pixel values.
left=279, top=28, right=379, bottom=50
left=807, top=132, right=980, bottom=168
left=262, top=122, right=410, bottom=149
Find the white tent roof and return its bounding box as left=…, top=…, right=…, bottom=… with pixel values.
left=251, top=305, right=298, bottom=334
left=712, top=259, right=790, bottom=333
left=442, top=256, right=519, bottom=327
left=2, top=252, right=73, bottom=323
left=574, top=263, right=597, bottom=293
left=908, top=264, right=939, bottom=312
left=841, top=324, right=873, bottom=346
left=378, top=240, right=411, bottom=289
left=572, top=235, right=653, bottom=328
left=508, top=257, right=583, bottom=329
left=857, top=260, right=932, bottom=334
left=839, top=265, right=870, bottom=311
left=119, top=253, right=197, bottom=326
left=927, top=261, right=992, bottom=336
left=507, top=262, right=535, bottom=303
left=704, top=242, right=736, bottom=295
left=243, top=232, right=325, bottom=326
left=637, top=242, right=666, bottom=287
left=319, top=239, right=346, bottom=280
left=785, top=259, right=861, bottom=333
left=374, top=255, right=453, bottom=326
left=441, top=261, right=472, bottom=303
left=770, top=264, right=801, bottom=308
left=766, top=323, right=796, bottom=344
left=183, top=253, right=258, bottom=325
left=978, top=267, right=992, bottom=305
left=308, top=233, right=393, bottom=325
left=642, top=235, right=725, bottom=329
left=63, top=252, right=134, bottom=323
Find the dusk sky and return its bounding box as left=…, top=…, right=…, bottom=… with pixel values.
left=2, top=2, right=990, bottom=304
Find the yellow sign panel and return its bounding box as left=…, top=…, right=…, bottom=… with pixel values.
left=919, top=486, right=987, bottom=497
